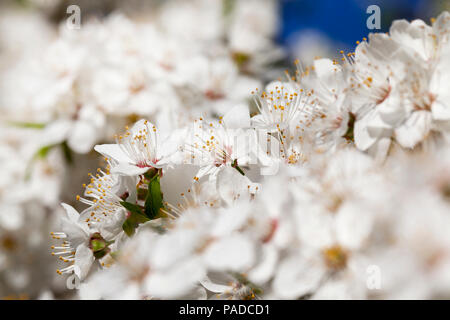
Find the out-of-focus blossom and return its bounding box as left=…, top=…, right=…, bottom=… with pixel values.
left=2, top=1, right=450, bottom=301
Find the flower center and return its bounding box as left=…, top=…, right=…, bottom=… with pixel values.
left=322, top=245, right=348, bottom=271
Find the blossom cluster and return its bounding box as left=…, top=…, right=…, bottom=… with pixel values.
left=1, top=2, right=450, bottom=300
left=53, top=11, right=450, bottom=299
left=0, top=0, right=279, bottom=298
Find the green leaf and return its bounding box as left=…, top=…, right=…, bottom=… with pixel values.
left=123, top=220, right=136, bottom=236
left=120, top=170, right=166, bottom=236
left=122, top=219, right=135, bottom=237
left=61, top=141, right=73, bottom=164
left=35, top=144, right=56, bottom=159
left=24, top=144, right=57, bottom=180
left=144, top=174, right=165, bottom=219
left=142, top=218, right=171, bottom=235
left=109, top=251, right=120, bottom=260
left=120, top=201, right=143, bottom=215
left=120, top=201, right=150, bottom=237
left=232, top=51, right=251, bottom=70
left=7, top=121, right=46, bottom=129
left=15, top=0, right=30, bottom=7
left=25, top=142, right=74, bottom=181
left=93, top=248, right=110, bottom=259
left=222, top=0, right=236, bottom=17
left=122, top=212, right=150, bottom=237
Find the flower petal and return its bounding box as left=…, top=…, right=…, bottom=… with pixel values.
left=203, top=234, right=255, bottom=272
left=223, top=104, right=250, bottom=129
left=395, top=111, right=432, bottom=148
left=94, top=144, right=133, bottom=164
left=74, top=243, right=95, bottom=280
left=111, top=163, right=150, bottom=176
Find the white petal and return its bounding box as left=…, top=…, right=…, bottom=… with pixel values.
left=216, top=166, right=251, bottom=206
left=248, top=245, right=278, bottom=284
left=432, top=100, right=450, bottom=121
left=61, top=203, right=80, bottom=223
left=250, top=114, right=267, bottom=128
left=0, top=204, right=24, bottom=231
left=151, top=229, right=202, bottom=269
left=200, top=274, right=233, bottom=293
left=60, top=204, right=89, bottom=247
left=211, top=203, right=251, bottom=237
left=74, top=243, right=95, bottom=280
left=377, top=94, right=405, bottom=126
left=94, top=144, right=133, bottom=164
left=67, top=121, right=98, bottom=154
left=366, top=111, right=393, bottom=138
left=195, top=165, right=217, bottom=180
left=160, top=164, right=199, bottom=208
left=41, top=119, right=71, bottom=146
left=395, top=111, right=432, bottom=148
left=312, top=278, right=366, bottom=300
left=354, top=113, right=377, bottom=151
left=313, top=58, right=341, bottom=89
left=272, top=254, right=325, bottom=299
left=145, top=257, right=205, bottom=299
left=367, top=138, right=391, bottom=163
left=203, top=234, right=255, bottom=272
left=98, top=209, right=127, bottom=241
left=296, top=205, right=334, bottom=249
left=335, top=202, right=373, bottom=250
left=223, top=104, right=250, bottom=129
left=390, top=19, right=433, bottom=61
left=313, top=58, right=335, bottom=78
left=111, top=163, right=150, bottom=176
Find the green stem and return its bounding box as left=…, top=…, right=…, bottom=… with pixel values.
left=232, top=159, right=245, bottom=176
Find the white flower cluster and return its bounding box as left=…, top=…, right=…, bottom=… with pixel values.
left=1, top=0, right=280, bottom=153
left=51, top=12, right=450, bottom=300
left=1, top=1, right=450, bottom=299
left=0, top=0, right=279, bottom=298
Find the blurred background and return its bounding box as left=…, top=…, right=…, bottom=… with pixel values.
left=280, top=0, right=449, bottom=63
left=2, top=0, right=448, bottom=63
left=0, top=0, right=448, bottom=299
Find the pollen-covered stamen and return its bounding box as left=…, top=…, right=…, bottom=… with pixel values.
left=252, top=83, right=316, bottom=130
left=162, top=184, right=219, bottom=219
left=57, top=265, right=76, bottom=275
left=77, top=165, right=126, bottom=226
left=214, top=144, right=234, bottom=167
left=345, top=38, right=398, bottom=107
left=221, top=283, right=258, bottom=300
left=218, top=274, right=262, bottom=300
left=339, top=49, right=356, bottom=66
left=322, top=245, right=348, bottom=271
left=185, top=118, right=240, bottom=170
left=51, top=233, right=77, bottom=275
left=50, top=232, right=67, bottom=240
left=115, top=120, right=160, bottom=168
left=350, top=69, right=393, bottom=106
left=184, top=119, right=214, bottom=163
left=275, top=119, right=313, bottom=164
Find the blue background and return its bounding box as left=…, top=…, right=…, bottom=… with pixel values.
left=279, top=0, right=446, bottom=51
